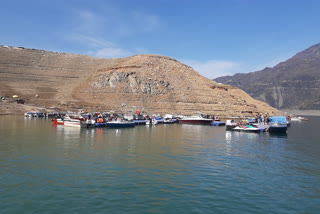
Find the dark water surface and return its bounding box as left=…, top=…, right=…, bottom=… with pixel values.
left=1, top=116, right=320, bottom=214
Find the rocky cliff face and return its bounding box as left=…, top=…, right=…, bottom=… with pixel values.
left=0, top=45, right=282, bottom=117
left=215, top=43, right=320, bottom=110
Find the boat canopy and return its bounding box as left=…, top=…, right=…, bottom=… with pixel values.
left=270, top=116, right=287, bottom=124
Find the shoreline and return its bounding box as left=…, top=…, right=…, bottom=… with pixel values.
left=1, top=102, right=320, bottom=117
left=281, top=109, right=320, bottom=116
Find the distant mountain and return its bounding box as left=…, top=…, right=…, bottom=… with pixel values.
left=0, top=45, right=282, bottom=117
left=215, top=43, right=320, bottom=110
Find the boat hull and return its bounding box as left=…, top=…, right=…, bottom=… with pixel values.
left=211, top=121, right=226, bottom=126
left=64, top=119, right=95, bottom=128
left=164, top=119, right=178, bottom=124
left=107, top=122, right=136, bottom=128
left=64, top=119, right=81, bottom=128
left=268, top=125, right=287, bottom=133
left=178, top=119, right=213, bottom=125
left=95, top=122, right=106, bottom=127
left=133, top=120, right=148, bottom=125
left=52, top=118, right=64, bottom=125
left=232, top=126, right=263, bottom=132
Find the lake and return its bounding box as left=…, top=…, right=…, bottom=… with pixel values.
left=1, top=115, right=320, bottom=214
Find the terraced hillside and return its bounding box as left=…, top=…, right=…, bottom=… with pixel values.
left=0, top=45, right=283, bottom=117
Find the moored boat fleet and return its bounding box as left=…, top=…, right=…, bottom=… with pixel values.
left=26, top=110, right=306, bottom=133
left=50, top=111, right=181, bottom=128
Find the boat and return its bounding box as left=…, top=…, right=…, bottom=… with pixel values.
left=211, top=120, right=226, bottom=126
left=65, top=113, right=86, bottom=121
left=95, top=117, right=106, bottom=127
left=63, top=118, right=82, bottom=127
left=95, top=122, right=106, bottom=127
left=24, top=112, right=45, bottom=118
left=47, top=112, right=62, bottom=118
left=163, top=118, right=178, bottom=124
left=211, top=117, right=225, bottom=126
left=106, top=120, right=136, bottom=128
left=146, top=118, right=158, bottom=125
left=267, top=124, right=288, bottom=133
left=163, top=114, right=178, bottom=124
left=290, top=116, right=308, bottom=121
left=81, top=119, right=96, bottom=128
left=226, top=119, right=241, bottom=130
left=232, top=125, right=264, bottom=132
left=52, top=118, right=64, bottom=125
left=129, top=110, right=148, bottom=125
left=258, top=116, right=288, bottom=133
left=163, top=114, right=173, bottom=119
left=178, top=114, right=213, bottom=125
left=154, top=117, right=165, bottom=124
left=64, top=116, right=96, bottom=128
left=133, top=119, right=148, bottom=125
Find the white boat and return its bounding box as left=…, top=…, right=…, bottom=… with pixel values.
left=232, top=125, right=263, bottom=132
left=178, top=115, right=213, bottom=125
left=146, top=118, right=158, bottom=125
left=64, top=116, right=95, bottom=128
left=290, top=116, right=308, bottom=121
left=63, top=118, right=81, bottom=127
left=163, top=114, right=173, bottom=119
left=226, top=119, right=239, bottom=130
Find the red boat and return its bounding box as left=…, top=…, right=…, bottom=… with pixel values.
left=52, top=118, right=64, bottom=125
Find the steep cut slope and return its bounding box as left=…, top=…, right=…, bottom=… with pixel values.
left=0, top=45, right=283, bottom=117
left=215, top=43, right=320, bottom=110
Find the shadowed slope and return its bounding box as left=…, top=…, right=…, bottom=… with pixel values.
left=215, top=43, right=320, bottom=110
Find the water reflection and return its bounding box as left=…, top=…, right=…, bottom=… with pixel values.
left=225, top=130, right=288, bottom=141
left=266, top=132, right=288, bottom=138
left=1, top=116, right=320, bottom=214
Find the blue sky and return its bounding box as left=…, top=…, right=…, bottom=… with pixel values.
left=1, top=0, right=320, bottom=78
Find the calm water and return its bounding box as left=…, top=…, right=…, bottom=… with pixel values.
left=1, top=116, right=320, bottom=214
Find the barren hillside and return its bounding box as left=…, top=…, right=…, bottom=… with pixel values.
left=0, top=45, right=283, bottom=117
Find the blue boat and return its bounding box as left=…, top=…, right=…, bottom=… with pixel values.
left=154, top=117, right=165, bottom=124
left=95, top=122, right=106, bottom=127
left=268, top=116, right=288, bottom=133
left=211, top=120, right=226, bottom=126
left=268, top=124, right=287, bottom=133
left=107, top=121, right=136, bottom=128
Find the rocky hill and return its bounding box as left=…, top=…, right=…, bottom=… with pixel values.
left=0, top=45, right=283, bottom=117
left=215, top=43, right=320, bottom=110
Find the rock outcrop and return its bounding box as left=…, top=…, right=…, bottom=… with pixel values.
left=0, top=45, right=283, bottom=117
